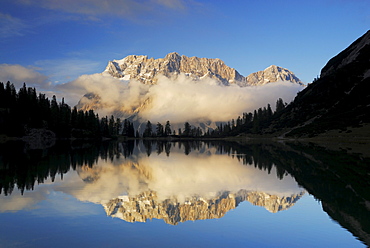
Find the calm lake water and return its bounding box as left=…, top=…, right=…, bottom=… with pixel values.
left=0, top=140, right=369, bottom=248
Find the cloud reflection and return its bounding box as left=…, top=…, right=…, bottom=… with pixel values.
left=65, top=146, right=304, bottom=222
left=0, top=144, right=304, bottom=223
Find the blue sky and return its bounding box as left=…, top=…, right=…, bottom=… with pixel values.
left=0, top=0, right=369, bottom=90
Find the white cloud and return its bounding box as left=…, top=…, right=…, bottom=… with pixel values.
left=0, top=64, right=49, bottom=88
left=0, top=60, right=102, bottom=105
left=62, top=72, right=303, bottom=123
left=34, top=58, right=102, bottom=84
left=0, top=12, right=28, bottom=38
left=154, top=0, right=186, bottom=9
left=139, top=74, right=303, bottom=123
left=57, top=73, right=150, bottom=109
left=18, top=0, right=188, bottom=20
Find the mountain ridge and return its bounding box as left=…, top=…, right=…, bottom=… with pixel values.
left=103, top=190, right=304, bottom=225
left=102, top=52, right=303, bottom=86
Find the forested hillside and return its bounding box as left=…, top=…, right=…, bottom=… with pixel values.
left=275, top=30, right=370, bottom=137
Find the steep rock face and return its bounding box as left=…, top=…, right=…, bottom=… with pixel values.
left=103, top=190, right=304, bottom=225
left=320, top=30, right=370, bottom=78
left=273, top=30, right=370, bottom=137
left=103, top=52, right=246, bottom=85
left=246, top=65, right=304, bottom=86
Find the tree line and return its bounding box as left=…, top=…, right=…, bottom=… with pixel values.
left=0, top=82, right=122, bottom=138
left=204, top=98, right=287, bottom=137
left=0, top=81, right=288, bottom=139
left=142, top=120, right=203, bottom=138
left=140, top=97, right=287, bottom=138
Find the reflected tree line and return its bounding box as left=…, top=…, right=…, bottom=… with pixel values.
left=1, top=140, right=288, bottom=195
left=0, top=141, right=120, bottom=195
left=260, top=142, right=370, bottom=246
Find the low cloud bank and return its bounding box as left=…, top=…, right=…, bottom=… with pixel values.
left=60, top=73, right=304, bottom=124
left=139, top=74, right=303, bottom=123
left=58, top=73, right=150, bottom=115
left=0, top=63, right=304, bottom=124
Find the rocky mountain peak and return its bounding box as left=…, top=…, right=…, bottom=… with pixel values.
left=165, top=52, right=181, bottom=61
left=246, top=65, right=304, bottom=86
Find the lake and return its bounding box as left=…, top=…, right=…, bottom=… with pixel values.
left=0, top=140, right=369, bottom=247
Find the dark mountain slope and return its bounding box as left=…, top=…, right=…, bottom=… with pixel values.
left=271, top=30, right=370, bottom=137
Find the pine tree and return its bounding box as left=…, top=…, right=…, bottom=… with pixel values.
left=267, top=104, right=273, bottom=118
left=115, top=118, right=121, bottom=136
left=156, top=122, right=164, bottom=136
left=164, top=121, right=171, bottom=136
left=108, top=115, right=115, bottom=136
left=143, top=121, right=152, bottom=137
left=128, top=122, right=135, bottom=137
left=100, top=116, right=109, bottom=136
left=183, top=122, right=191, bottom=136
left=276, top=98, right=285, bottom=113
left=252, top=110, right=259, bottom=133
left=122, top=119, right=129, bottom=136
left=0, top=82, right=5, bottom=108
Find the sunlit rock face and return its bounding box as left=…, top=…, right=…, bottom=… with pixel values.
left=74, top=146, right=305, bottom=225
left=103, top=52, right=302, bottom=86
left=245, top=191, right=304, bottom=213
left=103, top=52, right=245, bottom=86
left=103, top=190, right=304, bottom=225
left=104, top=191, right=237, bottom=225
left=246, top=65, right=304, bottom=86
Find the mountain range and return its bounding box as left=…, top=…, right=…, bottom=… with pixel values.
left=76, top=158, right=304, bottom=225
left=102, top=52, right=303, bottom=86
left=76, top=53, right=303, bottom=120
left=103, top=190, right=304, bottom=225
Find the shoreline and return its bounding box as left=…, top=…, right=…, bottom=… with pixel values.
left=2, top=124, right=370, bottom=156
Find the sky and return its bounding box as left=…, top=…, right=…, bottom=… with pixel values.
left=0, top=0, right=369, bottom=108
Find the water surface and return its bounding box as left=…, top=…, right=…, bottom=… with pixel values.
left=0, top=140, right=369, bottom=247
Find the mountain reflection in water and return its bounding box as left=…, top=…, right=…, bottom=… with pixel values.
left=0, top=140, right=369, bottom=246
left=72, top=141, right=305, bottom=225
left=73, top=147, right=303, bottom=224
